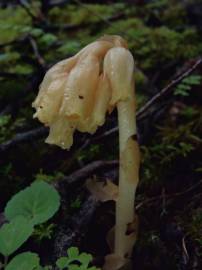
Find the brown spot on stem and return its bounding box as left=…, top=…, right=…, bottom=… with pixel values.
left=126, top=221, right=137, bottom=235
left=131, top=134, right=137, bottom=141
left=79, top=95, right=84, bottom=99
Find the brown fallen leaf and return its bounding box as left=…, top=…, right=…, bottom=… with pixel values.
left=86, top=177, right=118, bottom=202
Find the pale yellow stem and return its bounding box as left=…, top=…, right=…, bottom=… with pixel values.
left=115, top=82, right=140, bottom=258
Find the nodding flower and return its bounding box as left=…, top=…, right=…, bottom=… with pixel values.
left=32, top=35, right=127, bottom=149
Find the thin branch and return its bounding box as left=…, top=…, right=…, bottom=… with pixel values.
left=135, top=179, right=202, bottom=210
left=137, top=58, right=202, bottom=120
left=0, top=72, right=28, bottom=79
left=28, top=36, right=46, bottom=68
left=182, top=237, right=189, bottom=264
left=74, top=0, right=121, bottom=27
left=43, top=0, right=125, bottom=34
left=43, top=12, right=124, bottom=32
left=18, top=0, right=37, bottom=20
left=0, top=127, right=48, bottom=152
left=60, top=160, right=119, bottom=185
left=93, top=127, right=118, bottom=141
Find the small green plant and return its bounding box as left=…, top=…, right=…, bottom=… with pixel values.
left=0, top=182, right=99, bottom=270
left=70, top=197, right=82, bottom=210
left=174, top=75, right=202, bottom=96
left=33, top=223, right=56, bottom=242
left=34, top=169, right=64, bottom=183
left=56, top=247, right=99, bottom=270
left=0, top=181, right=60, bottom=269
left=5, top=181, right=60, bottom=225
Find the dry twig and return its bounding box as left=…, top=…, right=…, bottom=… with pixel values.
left=137, top=58, right=202, bottom=120
left=135, top=179, right=202, bottom=210
left=59, top=160, right=118, bottom=185
left=28, top=36, right=46, bottom=68
left=18, top=0, right=37, bottom=20
left=0, top=127, right=47, bottom=152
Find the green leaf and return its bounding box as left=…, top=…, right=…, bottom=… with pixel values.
left=174, top=84, right=190, bottom=96
left=67, top=247, right=79, bottom=258
left=39, top=34, right=57, bottom=46
left=78, top=253, right=92, bottom=267
left=56, top=257, right=69, bottom=269
left=56, top=247, right=99, bottom=270
left=177, top=84, right=191, bottom=90
left=57, top=41, right=81, bottom=55
left=5, top=252, right=40, bottom=270
left=183, top=75, right=202, bottom=85
left=0, top=115, right=11, bottom=127
left=5, top=181, right=60, bottom=225
left=30, top=28, right=43, bottom=37
left=43, top=267, right=53, bottom=270
left=0, top=216, right=33, bottom=256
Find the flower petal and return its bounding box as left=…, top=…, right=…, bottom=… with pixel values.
left=32, top=57, right=77, bottom=124
left=104, top=47, right=134, bottom=106
left=60, top=54, right=100, bottom=124
left=46, top=116, right=75, bottom=149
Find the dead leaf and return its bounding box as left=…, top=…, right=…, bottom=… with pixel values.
left=86, top=178, right=118, bottom=202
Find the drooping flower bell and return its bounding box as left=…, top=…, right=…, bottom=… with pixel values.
left=32, top=36, right=127, bottom=149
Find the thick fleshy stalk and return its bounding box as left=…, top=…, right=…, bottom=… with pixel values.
left=116, top=86, right=139, bottom=258
left=104, top=47, right=140, bottom=265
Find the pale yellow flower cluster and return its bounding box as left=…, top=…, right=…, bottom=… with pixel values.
left=32, top=35, right=134, bottom=149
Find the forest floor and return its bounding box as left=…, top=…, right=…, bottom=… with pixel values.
left=0, top=1, right=202, bottom=269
